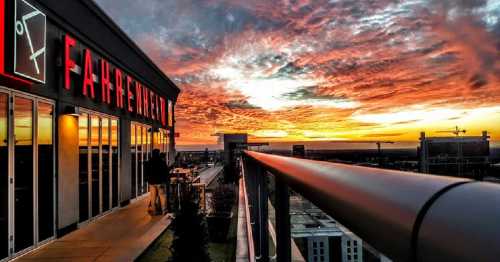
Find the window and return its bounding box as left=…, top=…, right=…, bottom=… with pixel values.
left=130, top=122, right=152, bottom=198
left=79, top=111, right=119, bottom=222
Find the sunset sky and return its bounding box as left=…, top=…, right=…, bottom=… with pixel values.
left=95, top=0, right=500, bottom=148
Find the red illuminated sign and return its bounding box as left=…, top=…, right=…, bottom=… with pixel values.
left=100, top=59, right=111, bottom=104
left=63, top=34, right=169, bottom=127
left=64, top=35, right=75, bottom=90
left=82, top=49, right=95, bottom=98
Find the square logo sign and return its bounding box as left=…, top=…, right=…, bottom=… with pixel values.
left=14, top=0, right=46, bottom=83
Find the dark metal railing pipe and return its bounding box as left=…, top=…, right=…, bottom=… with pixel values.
left=274, top=177, right=291, bottom=262
left=416, top=182, right=500, bottom=262
left=243, top=150, right=500, bottom=262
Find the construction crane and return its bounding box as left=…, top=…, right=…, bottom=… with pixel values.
left=436, top=126, right=466, bottom=137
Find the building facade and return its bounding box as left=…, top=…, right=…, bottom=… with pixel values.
left=290, top=195, right=364, bottom=262
left=418, top=131, right=490, bottom=179
left=0, top=0, right=180, bottom=260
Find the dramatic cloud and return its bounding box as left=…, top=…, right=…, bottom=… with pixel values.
left=96, top=0, right=500, bottom=146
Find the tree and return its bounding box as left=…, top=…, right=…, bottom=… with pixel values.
left=169, top=192, right=211, bottom=262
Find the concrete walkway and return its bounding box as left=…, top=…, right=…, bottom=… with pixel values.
left=16, top=196, right=172, bottom=262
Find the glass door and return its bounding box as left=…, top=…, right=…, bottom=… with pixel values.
left=111, top=120, right=119, bottom=208
left=0, top=89, right=55, bottom=259
left=101, top=118, right=110, bottom=213
left=130, top=124, right=137, bottom=198
left=79, top=111, right=119, bottom=222
left=139, top=126, right=145, bottom=195
left=13, top=97, right=34, bottom=253
left=141, top=126, right=153, bottom=194
left=137, top=125, right=142, bottom=197
left=36, top=102, right=54, bottom=243
left=90, top=116, right=100, bottom=217
left=0, top=93, right=8, bottom=260
left=78, top=113, right=89, bottom=222
left=130, top=122, right=152, bottom=199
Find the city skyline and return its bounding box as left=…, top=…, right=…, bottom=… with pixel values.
left=96, top=0, right=500, bottom=147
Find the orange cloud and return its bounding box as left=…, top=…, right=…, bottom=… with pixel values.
left=95, top=0, right=500, bottom=147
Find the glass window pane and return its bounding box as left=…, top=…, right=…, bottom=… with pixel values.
left=140, top=126, right=146, bottom=195
left=102, top=118, right=110, bottom=212
left=131, top=124, right=136, bottom=198
left=90, top=116, right=100, bottom=217
left=14, top=97, right=33, bottom=252
left=78, top=113, right=89, bottom=222
left=37, top=102, right=54, bottom=241
left=153, top=131, right=160, bottom=151
left=142, top=126, right=149, bottom=194
left=0, top=94, right=8, bottom=259
left=137, top=126, right=143, bottom=196
left=111, top=119, right=119, bottom=207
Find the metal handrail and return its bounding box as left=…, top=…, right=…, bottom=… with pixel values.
left=243, top=150, right=500, bottom=262
left=238, top=158, right=256, bottom=262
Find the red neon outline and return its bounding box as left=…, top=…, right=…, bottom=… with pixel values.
left=0, top=0, right=4, bottom=74
left=0, top=0, right=31, bottom=86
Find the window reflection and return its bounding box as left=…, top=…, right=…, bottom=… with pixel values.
left=80, top=112, right=119, bottom=220
left=14, top=97, right=33, bottom=252
left=131, top=124, right=137, bottom=197
left=90, top=116, right=100, bottom=217
left=111, top=119, right=119, bottom=207
left=131, top=123, right=152, bottom=197
left=79, top=113, right=89, bottom=222
left=102, top=118, right=110, bottom=212
left=37, top=102, right=54, bottom=242
left=0, top=94, right=7, bottom=259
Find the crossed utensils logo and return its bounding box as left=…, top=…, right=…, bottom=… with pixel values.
left=15, top=0, right=45, bottom=78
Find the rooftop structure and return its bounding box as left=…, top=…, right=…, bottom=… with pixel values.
left=418, top=131, right=490, bottom=179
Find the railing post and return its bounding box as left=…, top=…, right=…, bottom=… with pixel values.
left=243, top=156, right=269, bottom=261
left=275, top=177, right=291, bottom=262
left=256, top=164, right=269, bottom=262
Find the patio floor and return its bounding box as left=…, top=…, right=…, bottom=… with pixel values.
left=15, top=196, right=172, bottom=262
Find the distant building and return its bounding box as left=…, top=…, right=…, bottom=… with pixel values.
left=418, top=131, right=490, bottom=179
left=220, top=133, right=248, bottom=164
left=290, top=195, right=364, bottom=262
left=220, top=134, right=248, bottom=182
left=293, top=145, right=306, bottom=158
